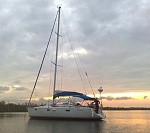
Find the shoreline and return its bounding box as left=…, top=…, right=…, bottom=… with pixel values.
left=103, top=107, right=150, bottom=110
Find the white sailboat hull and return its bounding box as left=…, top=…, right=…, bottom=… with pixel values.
left=27, top=105, right=106, bottom=120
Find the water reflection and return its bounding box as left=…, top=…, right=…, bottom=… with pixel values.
left=27, top=119, right=106, bottom=133
left=0, top=112, right=25, bottom=118
left=0, top=111, right=150, bottom=133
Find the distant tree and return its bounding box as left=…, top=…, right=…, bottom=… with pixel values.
left=0, top=101, right=5, bottom=105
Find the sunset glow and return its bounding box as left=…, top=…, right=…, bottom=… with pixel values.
left=0, top=0, right=150, bottom=108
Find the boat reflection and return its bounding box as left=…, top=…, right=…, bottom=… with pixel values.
left=27, top=118, right=106, bottom=133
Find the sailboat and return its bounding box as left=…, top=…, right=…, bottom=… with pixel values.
left=27, top=7, right=106, bottom=120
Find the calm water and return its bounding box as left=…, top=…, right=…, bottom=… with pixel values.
left=0, top=110, right=150, bottom=133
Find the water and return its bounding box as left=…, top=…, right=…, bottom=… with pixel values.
left=0, top=110, right=150, bottom=133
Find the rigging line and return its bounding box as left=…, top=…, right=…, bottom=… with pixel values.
left=48, top=55, right=54, bottom=99
left=85, top=72, right=95, bottom=98
left=60, top=44, right=63, bottom=91
left=49, top=28, right=57, bottom=98
left=61, top=10, right=87, bottom=94
left=74, top=51, right=89, bottom=93
left=28, top=10, right=59, bottom=106
left=73, top=52, right=89, bottom=93
left=73, top=51, right=89, bottom=92
left=35, top=89, right=45, bottom=100
left=62, top=12, right=94, bottom=96
left=60, top=20, right=64, bottom=91
left=61, top=10, right=87, bottom=95
left=78, top=55, right=95, bottom=97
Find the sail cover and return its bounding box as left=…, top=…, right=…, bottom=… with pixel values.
left=53, top=90, right=95, bottom=100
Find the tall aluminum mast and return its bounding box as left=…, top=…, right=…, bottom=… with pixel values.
left=53, top=6, right=61, bottom=104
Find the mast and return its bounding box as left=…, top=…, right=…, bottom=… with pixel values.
left=53, top=6, right=61, bottom=104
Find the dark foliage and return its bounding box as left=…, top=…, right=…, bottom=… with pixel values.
left=0, top=101, right=27, bottom=112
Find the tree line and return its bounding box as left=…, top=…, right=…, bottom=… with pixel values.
left=103, top=107, right=150, bottom=110
left=0, top=101, right=150, bottom=112
left=0, top=101, right=27, bottom=112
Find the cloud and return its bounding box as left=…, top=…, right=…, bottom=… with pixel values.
left=103, top=96, right=133, bottom=101
left=0, top=0, right=150, bottom=105
left=115, top=97, right=133, bottom=100
left=12, top=80, right=22, bottom=85
left=143, top=96, right=148, bottom=99
left=103, top=96, right=114, bottom=101
left=14, top=87, right=29, bottom=91
left=0, top=86, right=10, bottom=93
left=39, top=98, right=47, bottom=104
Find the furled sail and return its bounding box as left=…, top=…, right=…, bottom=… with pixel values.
left=53, top=90, right=95, bottom=100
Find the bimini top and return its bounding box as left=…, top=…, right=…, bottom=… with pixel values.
left=53, top=90, right=95, bottom=100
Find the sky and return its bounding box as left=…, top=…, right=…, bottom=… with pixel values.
left=0, top=0, right=150, bottom=107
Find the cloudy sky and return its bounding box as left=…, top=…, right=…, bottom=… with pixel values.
left=0, top=0, right=150, bottom=107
